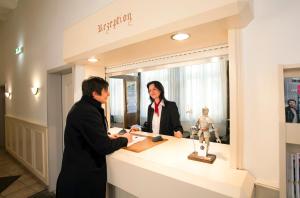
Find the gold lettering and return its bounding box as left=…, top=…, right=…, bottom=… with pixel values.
left=97, top=11, right=133, bottom=34
left=109, top=21, right=113, bottom=30
left=127, top=13, right=132, bottom=25
left=123, top=14, right=127, bottom=22
left=103, top=23, right=107, bottom=33
left=97, top=24, right=103, bottom=32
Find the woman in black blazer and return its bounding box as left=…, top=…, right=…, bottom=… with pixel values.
left=140, top=81, right=183, bottom=137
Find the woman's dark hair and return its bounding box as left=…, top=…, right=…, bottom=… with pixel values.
left=82, top=76, right=109, bottom=97
left=146, top=81, right=167, bottom=102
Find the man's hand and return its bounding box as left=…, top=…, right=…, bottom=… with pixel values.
left=174, top=131, right=182, bottom=138
left=120, top=132, right=133, bottom=143
left=108, top=134, right=118, bottom=139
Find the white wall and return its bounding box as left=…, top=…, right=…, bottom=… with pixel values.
left=241, top=0, right=300, bottom=188
left=0, top=0, right=112, bottom=125
left=0, top=25, right=5, bottom=85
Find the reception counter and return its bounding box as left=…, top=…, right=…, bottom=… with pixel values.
left=107, top=128, right=254, bottom=198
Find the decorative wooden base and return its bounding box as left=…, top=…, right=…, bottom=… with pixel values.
left=187, top=152, right=216, bottom=164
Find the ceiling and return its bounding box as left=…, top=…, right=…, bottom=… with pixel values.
left=0, top=0, right=18, bottom=21
left=75, top=18, right=228, bottom=67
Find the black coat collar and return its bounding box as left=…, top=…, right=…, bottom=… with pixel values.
left=81, top=95, right=103, bottom=113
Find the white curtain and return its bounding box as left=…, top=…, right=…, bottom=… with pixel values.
left=109, top=78, right=124, bottom=123
left=140, top=58, right=227, bottom=135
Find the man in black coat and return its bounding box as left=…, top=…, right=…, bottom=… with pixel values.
left=285, top=99, right=299, bottom=123
left=56, top=77, right=132, bottom=198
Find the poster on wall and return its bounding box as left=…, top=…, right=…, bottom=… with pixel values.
left=284, top=77, right=300, bottom=123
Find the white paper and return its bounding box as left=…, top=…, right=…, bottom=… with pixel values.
left=127, top=135, right=146, bottom=147
left=108, top=127, right=128, bottom=135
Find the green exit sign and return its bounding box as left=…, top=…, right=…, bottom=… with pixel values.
left=15, top=46, right=23, bottom=54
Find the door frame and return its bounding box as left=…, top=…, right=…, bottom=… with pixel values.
left=0, top=85, right=5, bottom=149
left=47, top=66, right=72, bottom=191
left=123, top=75, right=140, bottom=128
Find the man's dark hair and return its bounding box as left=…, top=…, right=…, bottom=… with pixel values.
left=146, top=81, right=167, bottom=102
left=287, top=99, right=296, bottom=104
left=82, top=76, right=109, bottom=97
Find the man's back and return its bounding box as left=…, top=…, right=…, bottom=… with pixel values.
left=56, top=95, right=128, bottom=198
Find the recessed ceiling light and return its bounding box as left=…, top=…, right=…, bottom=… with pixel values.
left=88, top=57, right=98, bottom=63
left=171, top=33, right=190, bottom=41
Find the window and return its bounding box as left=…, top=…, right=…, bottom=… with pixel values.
left=109, top=56, right=228, bottom=138
left=139, top=57, right=228, bottom=136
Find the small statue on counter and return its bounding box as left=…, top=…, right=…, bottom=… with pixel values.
left=195, top=107, right=221, bottom=156
left=187, top=107, right=219, bottom=163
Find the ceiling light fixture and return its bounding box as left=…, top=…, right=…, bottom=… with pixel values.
left=171, top=33, right=190, bottom=41
left=88, top=57, right=98, bottom=63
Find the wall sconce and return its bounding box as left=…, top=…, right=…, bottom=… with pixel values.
left=5, top=91, right=11, bottom=99
left=15, top=46, right=23, bottom=55
left=31, top=87, right=39, bottom=95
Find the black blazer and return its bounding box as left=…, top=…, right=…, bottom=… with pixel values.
left=143, top=100, right=183, bottom=136
left=285, top=106, right=300, bottom=123
left=56, top=96, right=128, bottom=198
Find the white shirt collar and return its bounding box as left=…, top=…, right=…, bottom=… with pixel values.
left=151, top=99, right=165, bottom=108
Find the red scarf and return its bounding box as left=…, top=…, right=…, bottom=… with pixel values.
left=154, top=100, right=161, bottom=116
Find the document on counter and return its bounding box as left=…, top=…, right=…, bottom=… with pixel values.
left=108, top=127, right=127, bottom=135
left=127, top=135, right=146, bottom=147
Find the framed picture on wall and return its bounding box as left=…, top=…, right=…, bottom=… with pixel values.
left=284, top=77, right=300, bottom=123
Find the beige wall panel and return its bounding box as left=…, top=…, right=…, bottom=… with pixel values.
left=25, top=127, right=32, bottom=165
left=18, top=125, right=24, bottom=158
left=35, top=131, right=44, bottom=173
left=12, top=125, right=17, bottom=153
left=5, top=116, right=48, bottom=184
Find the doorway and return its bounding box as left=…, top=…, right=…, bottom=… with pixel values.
left=109, top=74, right=140, bottom=129
left=61, top=73, right=73, bottom=150
left=124, top=75, right=140, bottom=128
left=47, top=68, right=73, bottom=192
left=0, top=85, right=5, bottom=149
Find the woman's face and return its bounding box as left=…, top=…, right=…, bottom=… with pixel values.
left=148, top=84, right=161, bottom=101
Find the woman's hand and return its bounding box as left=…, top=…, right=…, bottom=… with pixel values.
left=130, top=127, right=140, bottom=132
left=174, top=131, right=182, bottom=138
left=130, top=125, right=141, bottom=132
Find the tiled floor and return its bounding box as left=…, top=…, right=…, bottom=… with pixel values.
left=0, top=149, right=47, bottom=198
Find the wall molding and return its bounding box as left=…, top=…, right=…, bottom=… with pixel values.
left=5, top=115, right=48, bottom=184
left=106, top=44, right=228, bottom=76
